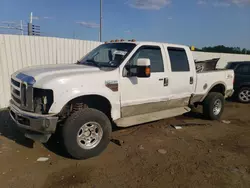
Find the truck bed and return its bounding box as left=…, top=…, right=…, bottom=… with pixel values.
left=195, top=70, right=234, bottom=96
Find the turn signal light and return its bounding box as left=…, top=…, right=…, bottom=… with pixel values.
left=145, top=67, right=150, bottom=76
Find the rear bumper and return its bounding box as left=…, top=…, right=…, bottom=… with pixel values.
left=225, top=89, right=234, bottom=98
left=9, top=100, right=58, bottom=135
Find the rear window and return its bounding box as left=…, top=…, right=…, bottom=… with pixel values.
left=226, top=62, right=250, bottom=70
left=235, top=64, right=250, bottom=75
left=226, top=63, right=238, bottom=70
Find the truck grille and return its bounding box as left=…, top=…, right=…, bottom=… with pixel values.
left=11, top=78, right=22, bottom=106
left=11, top=78, right=20, bottom=87
left=11, top=77, right=34, bottom=111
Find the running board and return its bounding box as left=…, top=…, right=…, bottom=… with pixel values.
left=115, top=107, right=191, bottom=128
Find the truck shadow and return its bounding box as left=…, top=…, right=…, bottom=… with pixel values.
left=0, top=109, right=122, bottom=159
left=0, top=109, right=70, bottom=158
left=0, top=109, right=34, bottom=148
left=182, top=111, right=205, bottom=120
left=43, top=126, right=71, bottom=159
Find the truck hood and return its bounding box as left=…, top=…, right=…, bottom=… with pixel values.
left=13, top=64, right=101, bottom=81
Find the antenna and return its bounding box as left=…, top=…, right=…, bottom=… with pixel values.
left=99, top=0, right=102, bottom=42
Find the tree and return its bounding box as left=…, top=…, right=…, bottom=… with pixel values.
left=192, top=45, right=250, bottom=54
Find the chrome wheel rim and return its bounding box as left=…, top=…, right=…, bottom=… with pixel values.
left=213, top=99, right=222, bottom=116
left=77, top=122, right=103, bottom=150
left=239, top=90, right=250, bottom=102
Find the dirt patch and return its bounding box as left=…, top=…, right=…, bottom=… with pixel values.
left=43, top=165, right=93, bottom=188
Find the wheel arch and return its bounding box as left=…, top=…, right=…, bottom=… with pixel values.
left=57, top=94, right=120, bottom=121
left=201, top=82, right=226, bottom=102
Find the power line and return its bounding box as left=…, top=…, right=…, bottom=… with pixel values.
left=0, top=20, right=25, bottom=35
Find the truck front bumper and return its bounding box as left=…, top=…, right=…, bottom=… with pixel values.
left=9, top=100, right=58, bottom=142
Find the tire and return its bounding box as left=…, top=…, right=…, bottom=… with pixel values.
left=237, top=87, right=250, bottom=103
left=62, top=108, right=112, bottom=159
left=203, top=92, right=225, bottom=120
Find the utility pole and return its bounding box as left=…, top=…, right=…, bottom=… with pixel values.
left=20, top=20, right=23, bottom=35
left=28, top=12, right=40, bottom=36
left=28, top=23, right=32, bottom=35
left=30, top=12, right=33, bottom=24
left=99, top=0, right=102, bottom=42
left=28, top=12, right=33, bottom=35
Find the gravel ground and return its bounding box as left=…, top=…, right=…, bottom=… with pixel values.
left=0, top=101, right=250, bottom=188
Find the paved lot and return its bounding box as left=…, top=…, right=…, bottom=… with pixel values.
left=0, top=101, right=250, bottom=188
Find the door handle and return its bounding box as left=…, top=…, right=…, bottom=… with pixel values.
left=190, top=77, right=194, bottom=85
left=159, top=78, right=168, bottom=86
left=164, top=78, right=168, bottom=86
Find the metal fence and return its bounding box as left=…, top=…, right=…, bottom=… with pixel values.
left=1, top=34, right=250, bottom=109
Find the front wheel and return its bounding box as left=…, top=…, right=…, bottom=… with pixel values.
left=62, top=108, right=112, bottom=159
left=203, top=92, right=225, bottom=120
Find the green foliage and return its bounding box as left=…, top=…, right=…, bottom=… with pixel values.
left=191, top=45, right=250, bottom=54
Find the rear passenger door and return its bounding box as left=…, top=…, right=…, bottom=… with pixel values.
left=165, top=47, right=195, bottom=105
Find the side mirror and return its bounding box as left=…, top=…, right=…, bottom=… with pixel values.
left=136, top=58, right=151, bottom=78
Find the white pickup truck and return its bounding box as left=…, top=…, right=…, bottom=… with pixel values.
left=9, top=41, right=234, bottom=159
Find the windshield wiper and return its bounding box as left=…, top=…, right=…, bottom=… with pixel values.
left=85, top=59, right=100, bottom=68
left=76, top=59, right=100, bottom=68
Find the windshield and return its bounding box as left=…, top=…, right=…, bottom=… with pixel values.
left=77, top=43, right=136, bottom=68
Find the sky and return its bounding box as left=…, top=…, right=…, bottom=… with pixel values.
left=1, top=0, right=250, bottom=49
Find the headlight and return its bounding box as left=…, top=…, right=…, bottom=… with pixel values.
left=33, top=88, right=54, bottom=114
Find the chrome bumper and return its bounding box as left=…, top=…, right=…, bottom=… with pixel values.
left=9, top=100, right=58, bottom=134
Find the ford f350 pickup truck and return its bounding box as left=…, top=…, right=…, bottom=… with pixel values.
left=9, top=41, right=234, bottom=159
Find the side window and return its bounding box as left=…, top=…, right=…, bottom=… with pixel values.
left=236, top=65, right=250, bottom=75
left=168, top=47, right=190, bottom=72
left=128, top=46, right=164, bottom=72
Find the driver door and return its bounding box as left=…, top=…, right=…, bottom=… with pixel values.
left=120, top=45, right=170, bottom=117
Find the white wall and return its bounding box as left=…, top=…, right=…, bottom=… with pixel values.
left=0, top=34, right=101, bottom=109
left=193, top=51, right=250, bottom=68
left=0, top=34, right=250, bottom=109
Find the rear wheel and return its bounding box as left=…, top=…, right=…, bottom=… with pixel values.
left=203, top=92, right=224, bottom=120
left=237, top=87, right=250, bottom=103
left=62, top=108, right=112, bottom=159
